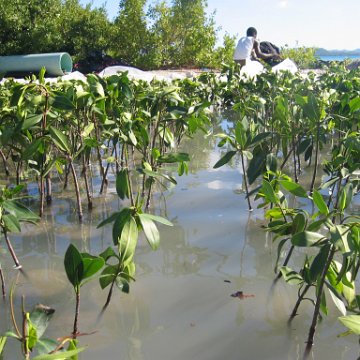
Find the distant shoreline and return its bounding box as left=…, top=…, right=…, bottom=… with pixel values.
left=318, top=54, right=360, bottom=61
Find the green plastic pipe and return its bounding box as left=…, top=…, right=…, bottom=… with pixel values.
left=0, top=52, right=72, bottom=76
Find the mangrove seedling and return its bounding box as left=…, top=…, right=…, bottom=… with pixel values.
left=64, top=244, right=104, bottom=339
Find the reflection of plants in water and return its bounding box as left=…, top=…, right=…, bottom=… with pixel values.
left=260, top=133, right=360, bottom=355
left=0, top=185, right=39, bottom=295
left=2, top=62, right=360, bottom=358
left=211, top=64, right=360, bottom=356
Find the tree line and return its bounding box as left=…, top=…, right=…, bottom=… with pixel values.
left=0, top=0, right=236, bottom=70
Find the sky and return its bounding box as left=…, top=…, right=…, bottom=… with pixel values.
left=80, top=0, right=360, bottom=50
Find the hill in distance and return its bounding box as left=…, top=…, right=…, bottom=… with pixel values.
left=316, top=48, right=360, bottom=56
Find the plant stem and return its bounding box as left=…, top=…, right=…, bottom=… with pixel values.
left=99, top=147, right=115, bottom=194
left=309, top=122, right=320, bottom=195
left=3, top=228, right=21, bottom=268
left=72, top=288, right=80, bottom=339
left=69, top=159, right=83, bottom=221
left=291, top=133, right=298, bottom=183
left=82, top=156, right=93, bottom=209
left=39, top=175, right=45, bottom=218
left=9, top=277, right=21, bottom=338
left=305, top=246, right=335, bottom=349
left=276, top=244, right=295, bottom=280
left=289, top=283, right=311, bottom=320
left=46, top=173, right=52, bottom=205
left=22, top=295, right=30, bottom=360
left=0, top=149, right=10, bottom=176
left=102, top=277, right=116, bottom=312
left=240, top=151, right=252, bottom=211
left=0, top=264, right=5, bottom=297
left=124, top=145, right=134, bottom=207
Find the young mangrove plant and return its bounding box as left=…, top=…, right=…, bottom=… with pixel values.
left=64, top=243, right=104, bottom=339
left=261, top=143, right=360, bottom=355
left=213, top=116, right=271, bottom=210
left=1, top=282, right=85, bottom=359
left=97, top=170, right=173, bottom=311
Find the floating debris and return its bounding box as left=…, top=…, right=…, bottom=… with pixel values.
left=230, top=291, right=255, bottom=299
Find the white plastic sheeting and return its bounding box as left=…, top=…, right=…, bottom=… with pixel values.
left=272, top=58, right=298, bottom=74
left=1, top=61, right=298, bottom=85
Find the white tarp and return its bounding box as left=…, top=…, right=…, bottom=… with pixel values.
left=272, top=58, right=298, bottom=74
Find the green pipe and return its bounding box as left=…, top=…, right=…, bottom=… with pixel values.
left=0, top=52, right=72, bottom=76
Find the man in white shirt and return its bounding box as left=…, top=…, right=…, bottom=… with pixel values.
left=234, top=27, right=280, bottom=67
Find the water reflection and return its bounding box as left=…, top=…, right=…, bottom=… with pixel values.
left=0, top=120, right=359, bottom=360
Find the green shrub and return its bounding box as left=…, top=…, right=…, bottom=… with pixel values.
left=281, top=46, right=319, bottom=69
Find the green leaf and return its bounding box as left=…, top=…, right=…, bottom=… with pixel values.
left=49, top=127, right=70, bottom=153
left=119, top=217, right=138, bottom=264
left=0, top=336, right=7, bottom=355
left=280, top=266, right=303, bottom=285
left=97, top=212, right=119, bottom=229
left=140, top=168, right=177, bottom=185
left=303, top=92, right=320, bottom=121
left=280, top=180, right=308, bottom=198
left=34, top=338, right=58, bottom=355
left=3, top=214, right=21, bottom=232
left=158, top=152, right=190, bottom=164
left=339, top=315, right=360, bottom=334
left=99, top=247, right=118, bottom=261
left=27, top=316, right=38, bottom=351
left=64, top=244, right=84, bottom=288
left=51, top=95, right=75, bottom=111
left=266, top=153, right=277, bottom=173
left=349, top=97, right=360, bottom=113
left=81, top=254, right=104, bottom=280
left=138, top=214, right=160, bottom=250
left=32, top=347, right=86, bottom=360
left=265, top=207, right=284, bottom=219
left=338, top=183, right=353, bottom=212
left=112, top=208, right=132, bottom=246
left=247, top=152, right=266, bottom=184
left=234, top=121, right=247, bottom=148
left=99, top=265, right=118, bottom=290
left=310, top=244, right=330, bottom=281
left=3, top=200, right=39, bottom=223
left=250, top=132, right=271, bottom=146
left=10, top=84, right=26, bottom=107
left=327, top=285, right=346, bottom=316
left=291, top=231, right=325, bottom=247
left=116, top=278, right=130, bottom=293
left=242, top=150, right=253, bottom=160
left=128, top=130, right=137, bottom=146
left=213, top=150, right=237, bottom=169
left=292, top=213, right=307, bottom=233
left=30, top=304, right=55, bottom=339
left=22, top=114, right=43, bottom=130
left=137, top=213, right=173, bottom=227
left=261, top=180, right=278, bottom=204
left=320, top=289, right=328, bottom=316
left=116, top=169, right=130, bottom=200
left=80, top=124, right=94, bottom=138
left=312, top=190, right=329, bottom=215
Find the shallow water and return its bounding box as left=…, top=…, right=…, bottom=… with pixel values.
left=0, top=130, right=359, bottom=360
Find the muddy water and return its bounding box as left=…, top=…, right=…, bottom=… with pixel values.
left=0, top=130, right=359, bottom=360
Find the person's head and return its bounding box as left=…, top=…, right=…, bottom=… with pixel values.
left=246, top=27, right=257, bottom=38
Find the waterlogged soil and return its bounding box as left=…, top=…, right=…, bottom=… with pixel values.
left=1, top=129, right=359, bottom=360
